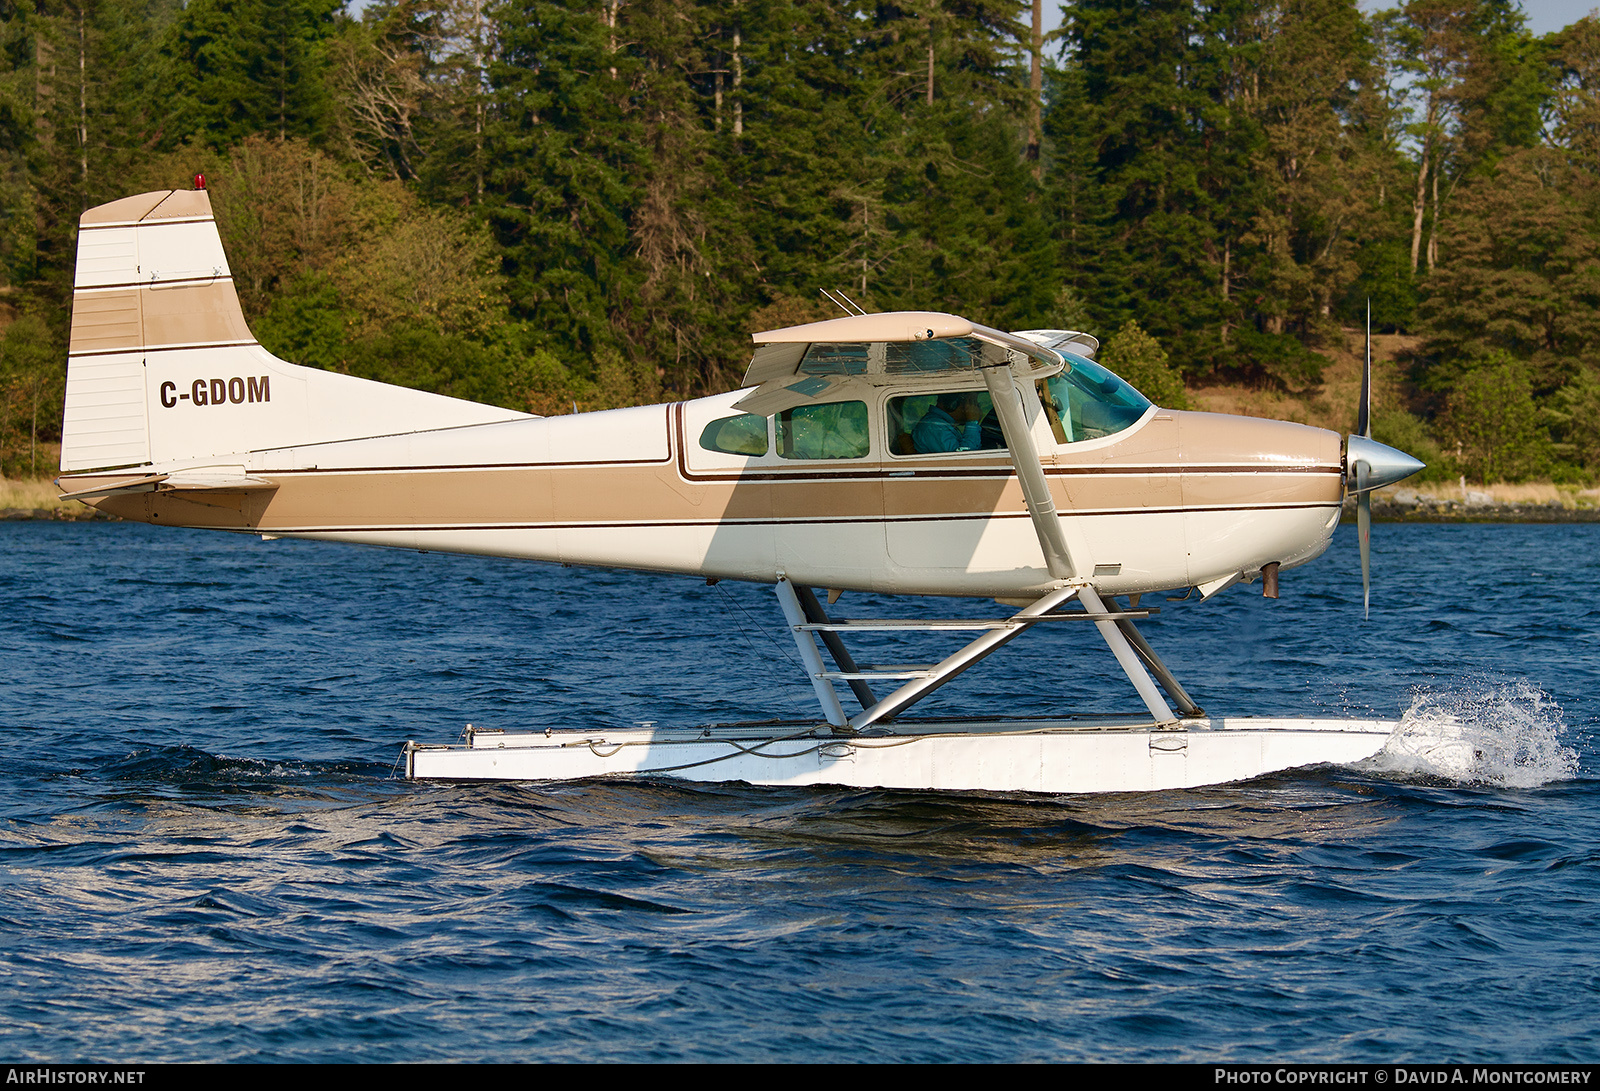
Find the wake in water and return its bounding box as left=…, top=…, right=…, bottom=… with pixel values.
left=1368, top=679, right=1579, bottom=788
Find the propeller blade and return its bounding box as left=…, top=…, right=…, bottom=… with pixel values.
left=1356, top=460, right=1371, bottom=620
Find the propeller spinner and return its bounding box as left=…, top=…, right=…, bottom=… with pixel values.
left=1346, top=306, right=1425, bottom=618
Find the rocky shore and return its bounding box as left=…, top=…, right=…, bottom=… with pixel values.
left=1350, top=488, right=1600, bottom=523
left=1, top=503, right=117, bottom=521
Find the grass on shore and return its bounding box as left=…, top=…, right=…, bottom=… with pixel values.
left=0, top=476, right=92, bottom=514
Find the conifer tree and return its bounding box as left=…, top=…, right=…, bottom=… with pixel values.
left=488, top=0, right=643, bottom=364
left=162, top=0, right=339, bottom=149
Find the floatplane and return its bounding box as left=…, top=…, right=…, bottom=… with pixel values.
left=57, top=184, right=1431, bottom=794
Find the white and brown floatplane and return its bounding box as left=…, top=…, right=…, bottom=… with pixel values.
left=57, top=184, right=1437, bottom=794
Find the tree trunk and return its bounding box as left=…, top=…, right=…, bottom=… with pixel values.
left=474, top=0, right=486, bottom=200
left=77, top=4, right=86, bottom=203
left=1410, top=142, right=1429, bottom=274
left=1427, top=162, right=1440, bottom=272
left=732, top=17, right=742, bottom=136
left=1027, top=0, right=1041, bottom=177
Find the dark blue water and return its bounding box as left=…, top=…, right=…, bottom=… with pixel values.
left=2, top=520, right=1596, bottom=1062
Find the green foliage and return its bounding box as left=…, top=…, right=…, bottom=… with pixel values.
left=1055, top=0, right=1396, bottom=383
left=161, top=0, right=341, bottom=148
left=1228, top=328, right=1327, bottom=391
left=1346, top=240, right=1421, bottom=332
left=338, top=323, right=524, bottom=406
left=1417, top=148, right=1600, bottom=393
left=253, top=273, right=355, bottom=372
left=1437, top=353, right=1552, bottom=483
left=1047, top=287, right=1094, bottom=335
left=1098, top=322, right=1188, bottom=409
left=516, top=345, right=662, bottom=416
left=487, top=0, right=643, bottom=366
left=0, top=313, right=64, bottom=478
left=1547, top=365, right=1600, bottom=479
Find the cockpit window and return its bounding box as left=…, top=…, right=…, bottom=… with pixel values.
left=1037, top=354, right=1151, bottom=444
left=700, top=413, right=769, bottom=456
left=777, top=400, right=869, bottom=460
left=887, top=390, right=1007, bottom=455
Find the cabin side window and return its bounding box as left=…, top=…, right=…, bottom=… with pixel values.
left=699, top=413, right=769, bottom=456
left=776, top=400, right=869, bottom=460
left=887, top=390, right=1007, bottom=455
left=1037, top=356, right=1152, bottom=444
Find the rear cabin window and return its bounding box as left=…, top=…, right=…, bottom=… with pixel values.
left=887, top=390, right=1007, bottom=456
left=776, top=400, right=869, bottom=460
left=699, top=413, right=769, bottom=456
left=1037, top=356, right=1151, bottom=444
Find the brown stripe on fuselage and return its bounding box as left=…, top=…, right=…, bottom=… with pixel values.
left=89, top=461, right=1340, bottom=533
left=77, top=402, right=1346, bottom=533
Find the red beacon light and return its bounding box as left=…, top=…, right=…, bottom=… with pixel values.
left=193, top=173, right=206, bottom=190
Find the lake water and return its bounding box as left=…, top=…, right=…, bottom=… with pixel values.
left=1, top=520, right=1596, bottom=1062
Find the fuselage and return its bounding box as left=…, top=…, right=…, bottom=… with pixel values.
left=77, top=382, right=1344, bottom=599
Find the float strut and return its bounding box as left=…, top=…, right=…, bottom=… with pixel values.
left=791, top=584, right=878, bottom=712
left=775, top=578, right=849, bottom=727
left=1079, top=585, right=1179, bottom=725
left=846, top=584, right=1083, bottom=731
left=1106, top=609, right=1203, bottom=717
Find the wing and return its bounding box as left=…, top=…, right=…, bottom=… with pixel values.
left=733, top=311, right=1067, bottom=416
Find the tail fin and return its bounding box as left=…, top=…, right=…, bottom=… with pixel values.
left=62, top=187, right=527, bottom=474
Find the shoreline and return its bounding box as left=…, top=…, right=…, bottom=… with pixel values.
left=1, top=504, right=118, bottom=521
left=1350, top=497, right=1600, bottom=523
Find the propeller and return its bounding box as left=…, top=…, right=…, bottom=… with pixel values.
left=1346, top=303, right=1424, bottom=618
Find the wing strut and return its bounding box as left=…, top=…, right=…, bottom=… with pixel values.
left=978, top=348, right=1178, bottom=724
left=979, top=349, right=1075, bottom=581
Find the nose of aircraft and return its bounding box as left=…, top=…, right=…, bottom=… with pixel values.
left=1344, top=433, right=1425, bottom=621
left=1345, top=434, right=1425, bottom=493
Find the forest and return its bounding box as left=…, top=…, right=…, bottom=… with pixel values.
left=1, top=0, right=1597, bottom=484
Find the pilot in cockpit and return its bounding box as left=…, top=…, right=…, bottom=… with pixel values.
left=913, top=393, right=984, bottom=452
left=912, top=392, right=1007, bottom=453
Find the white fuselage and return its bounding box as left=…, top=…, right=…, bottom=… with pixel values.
left=81, top=381, right=1345, bottom=600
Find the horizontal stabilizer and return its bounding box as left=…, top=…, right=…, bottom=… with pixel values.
left=56, top=473, right=167, bottom=501
left=58, top=468, right=279, bottom=501
left=1012, top=329, right=1100, bottom=358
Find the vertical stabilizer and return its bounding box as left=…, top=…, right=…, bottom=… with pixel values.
left=62, top=188, right=528, bottom=474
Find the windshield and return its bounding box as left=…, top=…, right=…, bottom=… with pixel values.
left=1037, top=354, right=1151, bottom=444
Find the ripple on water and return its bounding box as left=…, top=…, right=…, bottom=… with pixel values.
left=0, top=521, right=1597, bottom=1061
